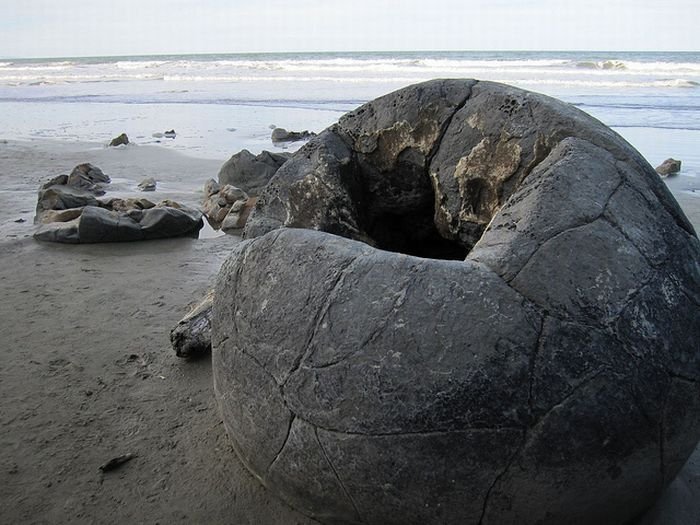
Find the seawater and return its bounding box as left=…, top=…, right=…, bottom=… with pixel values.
left=1, top=50, right=699, bottom=179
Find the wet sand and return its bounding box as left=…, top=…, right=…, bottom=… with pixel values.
left=0, top=138, right=698, bottom=524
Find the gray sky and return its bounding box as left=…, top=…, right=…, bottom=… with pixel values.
left=2, top=0, right=698, bottom=58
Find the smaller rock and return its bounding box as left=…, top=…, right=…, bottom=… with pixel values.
left=137, top=177, right=157, bottom=192
left=220, top=185, right=247, bottom=204
left=656, top=158, right=682, bottom=176
left=35, top=185, right=101, bottom=223
left=221, top=197, right=257, bottom=232
left=34, top=218, right=80, bottom=243
left=202, top=184, right=248, bottom=225
left=170, top=291, right=214, bottom=358
left=164, top=130, right=176, bottom=138
left=158, top=199, right=182, bottom=209
left=204, top=178, right=221, bottom=198
left=271, top=128, right=316, bottom=144
left=41, top=208, right=83, bottom=223
left=41, top=174, right=68, bottom=189
left=109, top=133, right=129, bottom=147
left=14, top=218, right=26, bottom=223
left=217, top=149, right=290, bottom=196
left=77, top=203, right=203, bottom=243
left=103, top=198, right=156, bottom=212
left=67, top=163, right=111, bottom=194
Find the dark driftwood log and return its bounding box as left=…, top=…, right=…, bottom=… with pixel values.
left=99, top=453, right=136, bottom=472
left=170, top=291, right=213, bottom=358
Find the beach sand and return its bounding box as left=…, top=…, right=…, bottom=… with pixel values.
left=0, top=140, right=314, bottom=524
left=0, top=138, right=698, bottom=524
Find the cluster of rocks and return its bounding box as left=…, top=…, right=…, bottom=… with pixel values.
left=169, top=150, right=290, bottom=358
left=32, top=144, right=296, bottom=247
left=34, top=163, right=202, bottom=243
left=211, top=80, right=700, bottom=525
left=200, top=149, right=290, bottom=234
left=152, top=130, right=177, bottom=139
left=109, top=130, right=177, bottom=147
left=202, top=180, right=255, bottom=233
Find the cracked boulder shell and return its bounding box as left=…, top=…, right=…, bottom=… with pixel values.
left=212, top=80, right=700, bottom=525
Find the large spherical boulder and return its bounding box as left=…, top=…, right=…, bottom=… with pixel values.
left=212, top=80, right=700, bottom=524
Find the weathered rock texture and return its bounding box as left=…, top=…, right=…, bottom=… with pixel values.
left=213, top=80, right=700, bottom=525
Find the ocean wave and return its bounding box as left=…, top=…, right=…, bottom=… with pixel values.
left=99, top=56, right=700, bottom=77
left=574, top=59, right=700, bottom=74
left=508, top=78, right=699, bottom=89
left=576, top=60, right=627, bottom=70
left=158, top=74, right=699, bottom=89
left=1, top=54, right=699, bottom=91
left=0, top=64, right=75, bottom=72
left=610, top=123, right=700, bottom=132
left=154, top=57, right=574, bottom=74
left=115, top=60, right=170, bottom=70
left=0, top=73, right=165, bottom=84
left=161, top=74, right=428, bottom=83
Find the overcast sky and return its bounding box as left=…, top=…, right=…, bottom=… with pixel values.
left=2, top=0, right=698, bottom=58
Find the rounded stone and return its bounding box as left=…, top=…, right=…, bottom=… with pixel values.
left=212, top=80, right=700, bottom=525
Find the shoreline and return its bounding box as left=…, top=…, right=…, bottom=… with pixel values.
left=1, top=138, right=699, bottom=523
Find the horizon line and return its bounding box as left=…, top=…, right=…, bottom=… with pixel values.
left=2, top=49, right=699, bottom=61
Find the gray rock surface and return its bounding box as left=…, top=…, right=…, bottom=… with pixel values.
left=34, top=218, right=80, bottom=243
left=214, top=80, right=700, bottom=525
left=217, top=149, right=290, bottom=196
left=35, top=185, right=100, bottom=223
left=78, top=204, right=203, bottom=243
left=221, top=197, right=257, bottom=233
